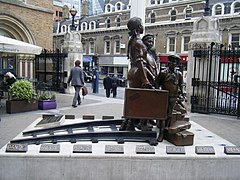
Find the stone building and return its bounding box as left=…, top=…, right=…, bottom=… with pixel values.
left=0, top=0, right=53, bottom=80
left=53, top=0, right=240, bottom=78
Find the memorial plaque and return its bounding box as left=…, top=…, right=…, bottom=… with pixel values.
left=6, top=143, right=28, bottom=153
left=65, top=115, right=75, bottom=119
left=40, top=144, right=60, bottom=153
left=82, top=115, right=95, bottom=120
left=166, top=146, right=185, bottom=154
left=105, top=145, right=124, bottom=154
left=36, top=115, right=64, bottom=127
left=195, top=146, right=215, bottom=155
left=224, top=146, right=240, bottom=155
left=136, top=145, right=155, bottom=154
left=73, top=145, right=92, bottom=153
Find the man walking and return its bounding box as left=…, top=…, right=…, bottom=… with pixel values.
left=103, top=74, right=112, bottom=98
left=67, top=60, right=85, bottom=107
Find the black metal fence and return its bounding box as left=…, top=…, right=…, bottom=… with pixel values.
left=191, top=43, right=240, bottom=117
left=35, top=49, right=67, bottom=93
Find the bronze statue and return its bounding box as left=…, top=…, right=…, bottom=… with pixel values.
left=155, top=54, right=186, bottom=140
left=120, top=17, right=159, bottom=131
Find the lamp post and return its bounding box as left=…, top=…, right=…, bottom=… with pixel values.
left=69, top=6, right=77, bottom=31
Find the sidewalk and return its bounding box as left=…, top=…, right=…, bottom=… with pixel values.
left=0, top=83, right=240, bottom=148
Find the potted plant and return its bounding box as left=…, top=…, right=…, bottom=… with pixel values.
left=38, top=91, right=57, bottom=110
left=6, top=79, right=38, bottom=113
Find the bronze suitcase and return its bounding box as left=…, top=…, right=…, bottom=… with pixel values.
left=123, top=88, right=168, bottom=120
left=164, top=130, right=194, bottom=146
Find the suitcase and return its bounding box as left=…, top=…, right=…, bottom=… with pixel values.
left=166, top=121, right=191, bottom=134
left=123, top=88, right=168, bottom=120
left=164, top=130, right=194, bottom=146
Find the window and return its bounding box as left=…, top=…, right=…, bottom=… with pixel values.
left=106, top=5, right=111, bottom=12
left=105, top=41, right=111, bottom=54
left=168, top=37, right=176, bottom=52
left=89, top=41, right=95, bottom=54
left=185, top=7, right=192, bottom=19
left=116, top=3, right=121, bottom=11
left=150, top=13, right=155, bottom=23
left=90, top=22, right=95, bottom=30
left=231, top=33, right=240, bottom=49
left=115, top=40, right=120, bottom=54
left=182, top=36, right=190, bottom=52
left=59, top=12, right=62, bottom=17
left=234, top=2, right=240, bottom=13
left=81, top=22, right=87, bottom=30
left=56, top=11, right=58, bottom=16
left=82, top=42, right=86, bottom=54
left=163, top=0, right=169, bottom=3
left=170, top=10, right=176, bottom=21
left=106, top=19, right=111, bottom=28
left=215, top=5, right=222, bottom=15
left=151, top=0, right=155, bottom=4
left=116, top=17, right=121, bottom=27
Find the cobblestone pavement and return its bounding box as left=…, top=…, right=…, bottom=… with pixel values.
left=0, top=82, right=239, bottom=148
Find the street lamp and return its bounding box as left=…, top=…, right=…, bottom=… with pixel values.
left=69, top=6, right=77, bottom=31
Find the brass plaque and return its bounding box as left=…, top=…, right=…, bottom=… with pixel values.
left=73, top=145, right=92, bottom=153
left=105, top=145, right=124, bottom=154
left=40, top=144, right=60, bottom=153
left=136, top=145, right=155, bottom=154
left=6, top=143, right=28, bottom=153
left=195, top=146, right=215, bottom=155
left=166, top=146, right=185, bottom=154
left=224, top=146, right=240, bottom=155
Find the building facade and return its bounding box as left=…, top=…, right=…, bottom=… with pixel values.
left=0, top=0, right=53, bottom=80
left=53, top=0, right=240, bottom=78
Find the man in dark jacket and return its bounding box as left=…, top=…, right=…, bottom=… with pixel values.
left=103, top=74, right=112, bottom=98
left=67, top=60, right=85, bottom=107
left=111, top=74, right=118, bottom=98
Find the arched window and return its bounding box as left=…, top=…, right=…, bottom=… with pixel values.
left=151, top=0, right=155, bottom=5
left=106, top=19, right=111, bottom=28
left=215, top=4, right=222, bottom=15
left=90, top=21, right=95, bottom=30
left=150, top=13, right=155, bottom=23
left=116, top=2, right=121, bottom=11
left=81, top=22, right=88, bottom=31
left=116, top=17, right=121, bottom=27
left=234, top=2, right=240, bottom=13
left=185, top=7, right=192, bottom=19
left=170, top=9, right=176, bottom=21
left=106, top=4, right=111, bottom=13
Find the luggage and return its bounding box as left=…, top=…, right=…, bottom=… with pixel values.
left=123, top=88, right=168, bottom=120
left=164, top=130, right=194, bottom=146
left=166, top=121, right=191, bottom=134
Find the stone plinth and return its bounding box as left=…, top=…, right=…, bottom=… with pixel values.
left=0, top=118, right=239, bottom=180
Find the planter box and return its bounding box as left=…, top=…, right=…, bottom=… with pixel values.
left=6, top=100, right=38, bottom=114
left=38, top=100, right=57, bottom=110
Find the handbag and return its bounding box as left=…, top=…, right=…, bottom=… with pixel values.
left=82, top=86, right=88, bottom=96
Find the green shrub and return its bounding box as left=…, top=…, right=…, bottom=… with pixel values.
left=9, top=79, right=36, bottom=101
left=38, top=91, right=56, bottom=100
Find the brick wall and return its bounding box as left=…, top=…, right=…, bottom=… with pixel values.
left=0, top=0, right=53, bottom=50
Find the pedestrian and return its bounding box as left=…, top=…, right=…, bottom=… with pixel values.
left=67, top=60, right=85, bottom=108
left=103, top=74, right=112, bottom=98
left=111, top=74, right=118, bottom=98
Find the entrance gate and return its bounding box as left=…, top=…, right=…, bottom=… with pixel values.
left=35, top=49, right=67, bottom=93
left=191, top=43, right=240, bottom=117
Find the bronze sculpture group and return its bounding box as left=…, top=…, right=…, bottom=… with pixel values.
left=120, top=17, right=192, bottom=144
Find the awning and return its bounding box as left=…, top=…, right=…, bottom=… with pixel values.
left=0, top=36, right=42, bottom=55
